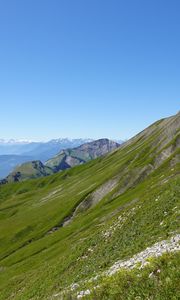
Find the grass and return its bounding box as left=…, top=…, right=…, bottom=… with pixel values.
left=0, top=114, right=179, bottom=299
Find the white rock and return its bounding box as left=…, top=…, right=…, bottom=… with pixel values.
left=149, top=272, right=154, bottom=278
left=71, top=283, right=79, bottom=291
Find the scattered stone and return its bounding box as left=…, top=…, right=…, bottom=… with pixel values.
left=71, top=283, right=79, bottom=291
left=149, top=272, right=154, bottom=278
left=87, top=248, right=93, bottom=253
left=52, top=234, right=180, bottom=299
left=53, top=292, right=61, bottom=298
left=106, top=234, right=180, bottom=276
left=77, top=289, right=91, bottom=298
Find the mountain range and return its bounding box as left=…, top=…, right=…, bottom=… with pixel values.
left=1, top=139, right=120, bottom=183
left=0, top=138, right=94, bottom=178
left=0, top=112, right=179, bottom=300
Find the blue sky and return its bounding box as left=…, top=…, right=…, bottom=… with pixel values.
left=0, top=0, right=179, bottom=141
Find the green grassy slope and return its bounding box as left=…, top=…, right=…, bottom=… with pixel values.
left=76, top=252, right=180, bottom=300
left=5, top=160, right=54, bottom=183
left=0, top=113, right=179, bottom=299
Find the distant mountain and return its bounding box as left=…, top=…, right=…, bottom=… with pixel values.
left=4, top=161, right=54, bottom=183
left=0, top=138, right=94, bottom=178
left=45, top=138, right=120, bottom=172
left=0, top=138, right=93, bottom=158
left=0, top=141, right=38, bottom=156
left=21, top=138, right=94, bottom=161
left=0, top=155, right=33, bottom=179
left=0, top=139, right=32, bottom=144
left=2, top=139, right=120, bottom=183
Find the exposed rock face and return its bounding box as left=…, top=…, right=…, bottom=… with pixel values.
left=62, top=179, right=119, bottom=226
left=45, top=139, right=120, bottom=172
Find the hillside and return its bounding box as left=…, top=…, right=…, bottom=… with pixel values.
left=4, top=161, right=54, bottom=183
left=0, top=113, right=179, bottom=300
left=3, top=139, right=119, bottom=183
left=0, top=155, right=33, bottom=179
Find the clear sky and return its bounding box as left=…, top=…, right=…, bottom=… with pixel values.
left=0, top=0, right=179, bottom=141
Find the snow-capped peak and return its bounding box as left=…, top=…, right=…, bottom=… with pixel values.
left=0, top=139, right=33, bottom=145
